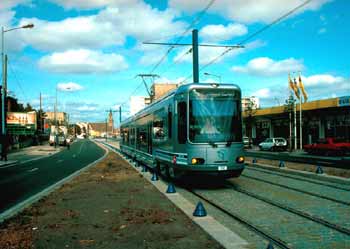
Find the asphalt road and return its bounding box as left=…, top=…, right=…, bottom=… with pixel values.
left=0, top=139, right=105, bottom=213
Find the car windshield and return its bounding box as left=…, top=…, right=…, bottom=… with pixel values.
left=189, top=88, right=242, bottom=143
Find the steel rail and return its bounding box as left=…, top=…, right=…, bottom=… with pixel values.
left=187, top=189, right=293, bottom=249
left=225, top=182, right=350, bottom=236
left=241, top=174, right=350, bottom=206
left=247, top=166, right=350, bottom=191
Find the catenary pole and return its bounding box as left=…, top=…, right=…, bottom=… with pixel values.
left=192, top=29, right=199, bottom=83
left=300, top=93, right=303, bottom=150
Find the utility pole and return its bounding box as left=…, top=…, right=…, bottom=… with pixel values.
left=143, top=30, right=243, bottom=84
left=105, top=118, right=108, bottom=142
left=192, top=29, right=199, bottom=83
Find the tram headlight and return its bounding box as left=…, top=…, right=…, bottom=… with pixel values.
left=236, top=156, right=245, bottom=163
left=191, top=158, right=205, bottom=165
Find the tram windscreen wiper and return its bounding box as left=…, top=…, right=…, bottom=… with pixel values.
left=208, top=140, right=218, bottom=148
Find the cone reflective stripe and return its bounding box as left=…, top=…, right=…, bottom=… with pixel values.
left=298, top=74, right=308, bottom=102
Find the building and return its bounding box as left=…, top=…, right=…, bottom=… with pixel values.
left=129, top=83, right=178, bottom=116
left=243, top=96, right=350, bottom=146
left=242, top=96, right=260, bottom=111
left=88, top=110, right=114, bottom=137
left=151, top=83, right=178, bottom=102
left=130, top=96, right=147, bottom=115
left=45, top=112, right=68, bottom=126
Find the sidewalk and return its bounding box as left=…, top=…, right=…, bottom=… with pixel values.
left=0, top=148, right=224, bottom=249
left=0, top=143, right=62, bottom=167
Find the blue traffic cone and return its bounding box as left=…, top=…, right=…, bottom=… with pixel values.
left=151, top=172, right=159, bottom=181
left=193, top=201, right=207, bottom=217
left=266, top=242, right=274, bottom=249
left=166, top=183, right=176, bottom=193
left=279, top=160, right=285, bottom=168
left=316, top=166, right=324, bottom=174
left=252, top=158, right=257, bottom=163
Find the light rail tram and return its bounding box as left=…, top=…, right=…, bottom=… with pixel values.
left=120, top=82, right=245, bottom=178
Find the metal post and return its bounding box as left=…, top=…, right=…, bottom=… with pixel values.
left=1, top=27, right=5, bottom=135
left=299, top=95, right=302, bottom=150
left=4, top=55, right=7, bottom=132
left=119, top=106, right=122, bottom=124
left=294, top=98, right=297, bottom=150
left=192, top=29, right=199, bottom=83
left=105, top=119, right=108, bottom=142
left=54, top=86, right=57, bottom=135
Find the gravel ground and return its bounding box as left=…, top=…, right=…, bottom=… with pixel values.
left=0, top=152, right=223, bottom=249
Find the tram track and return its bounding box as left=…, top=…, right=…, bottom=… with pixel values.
left=224, top=182, right=350, bottom=236
left=241, top=174, right=350, bottom=206
left=187, top=188, right=293, bottom=249
left=247, top=166, right=350, bottom=191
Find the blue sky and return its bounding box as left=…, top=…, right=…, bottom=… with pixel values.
left=1, top=0, right=349, bottom=125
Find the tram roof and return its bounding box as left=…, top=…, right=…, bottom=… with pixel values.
left=121, top=82, right=241, bottom=125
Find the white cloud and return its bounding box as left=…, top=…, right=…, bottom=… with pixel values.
left=0, top=0, right=31, bottom=9
left=232, top=57, right=305, bottom=76
left=49, top=0, right=137, bottom=10
left=318, top=28, right=326, bottom=34
left=18, top=2, right=185, bottom=52
left=57, top=82, right=84, bottom=92
left=38, top=49, right=128, bottom=74
left=169, top=0, right=331, bottom=23
left=302, top=74, right=345, bottom=86
left=251, top=88, right=272, bottom=99
left=19, top=16, right=125, bottom=51
left=76, top=105, right=97, bottom=111
left=200, top=23, right=248, bottom=42
left=174, top=40, right=266, bottom=65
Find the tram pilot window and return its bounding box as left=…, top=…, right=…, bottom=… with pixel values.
left=177, top=101, right=187, bottom=144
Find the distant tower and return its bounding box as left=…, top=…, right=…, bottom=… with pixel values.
left=108, top=109, right=114, bottom=134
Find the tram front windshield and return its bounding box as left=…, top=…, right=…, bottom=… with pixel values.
left=189, top=88, right=242, bottom=143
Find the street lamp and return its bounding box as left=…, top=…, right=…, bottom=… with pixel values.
left=204, top=72, right=221, bottom=83
left=1, top=23, right=34, bottom=135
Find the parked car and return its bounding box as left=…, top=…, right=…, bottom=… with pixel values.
left=259, top=137, right=287, bottom=151
left=304, top=137, right=350, bottom=156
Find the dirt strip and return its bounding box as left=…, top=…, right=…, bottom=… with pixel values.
left=0, top=152, right=223, bottom=249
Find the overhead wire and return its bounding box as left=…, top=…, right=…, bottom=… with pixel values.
left=149, top=0, right=216, bottom=74
left=121, top=0, right=216, bottom=106
left=8, top=59, right=29, bottom=104
left=179, top=0, right=314, bottom=84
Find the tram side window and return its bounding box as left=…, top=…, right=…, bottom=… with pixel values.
left=168, top=107, right=172, bottom=139
left=130, top=128, right=135, bottom=145
left=137, top=126, right=148, bottom=152
left=153, top=120, right=166, bottom=141
left=178, top=101, right=187, bottom=144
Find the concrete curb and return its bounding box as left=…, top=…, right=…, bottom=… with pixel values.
left=100, top=141, right=248, bottom=249
left=0, top=140, right=108, bottom=223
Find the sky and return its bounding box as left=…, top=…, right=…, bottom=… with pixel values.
left=0, top=0, right=349, bottom=125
